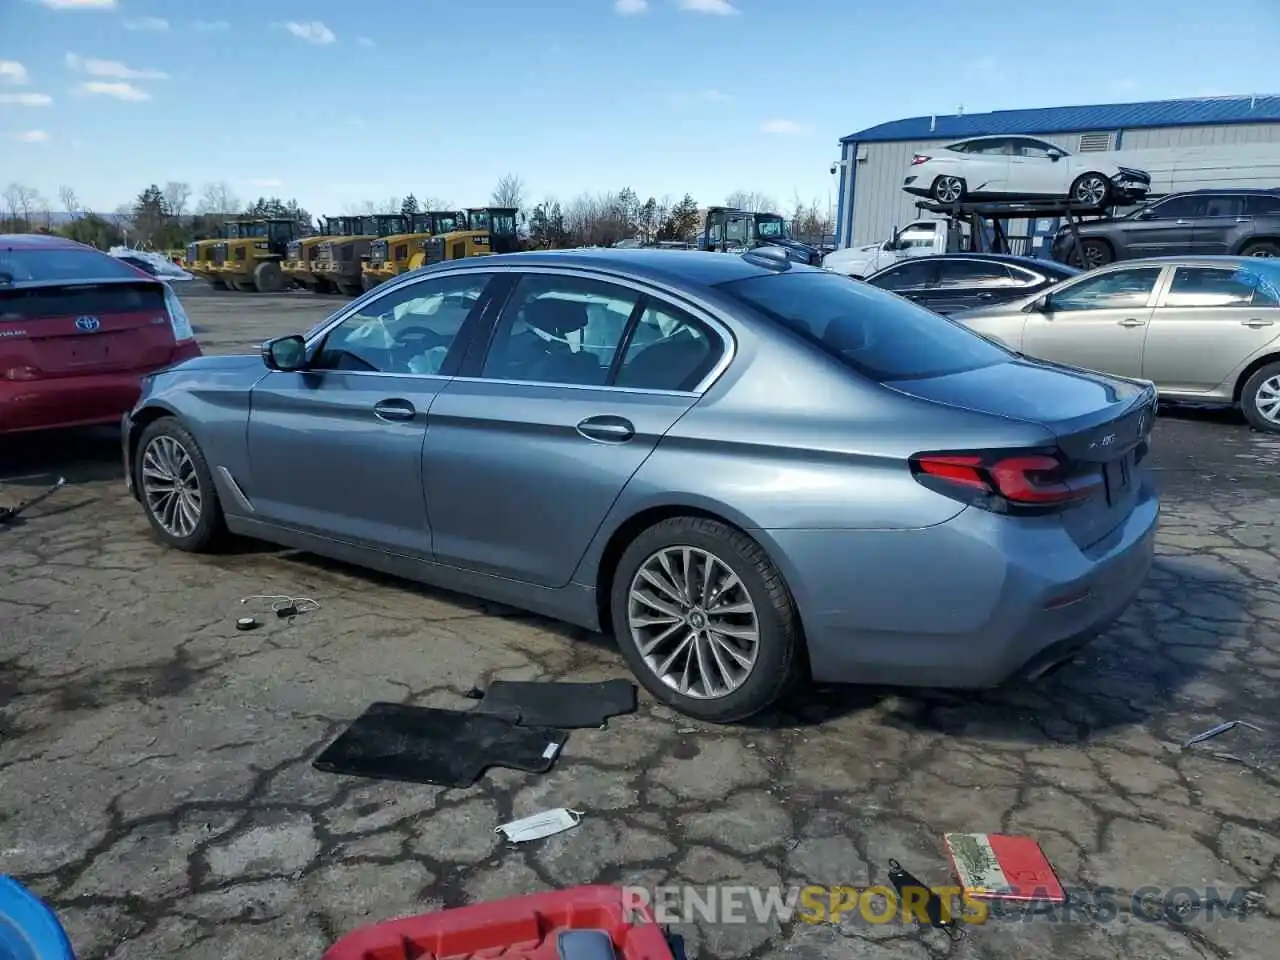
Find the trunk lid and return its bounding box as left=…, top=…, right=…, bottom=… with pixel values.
left=888, top=357, right=1156, bottom=549
left=0, top=280, right=177, bottom=378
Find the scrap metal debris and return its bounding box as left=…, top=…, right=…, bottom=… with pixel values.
left=1182, top=720, right=1262, bottom=749
left=0, top=477, right=66, bottom=526
left=886, top=858, right=962, bottom=940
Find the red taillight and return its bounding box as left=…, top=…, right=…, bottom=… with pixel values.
left=911, top=154, right=931, bottom=165
left=910, top=449, right=1104, bottom=512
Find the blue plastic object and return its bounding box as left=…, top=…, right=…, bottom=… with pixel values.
left=0, top=876, right=74, bottom=960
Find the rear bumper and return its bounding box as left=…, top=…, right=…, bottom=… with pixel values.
left=763, top=476, right=1159, bottom=688
left=0, top=344, right=202, bottom=436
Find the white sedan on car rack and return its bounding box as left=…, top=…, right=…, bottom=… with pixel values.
left=902, top=135, right=1151, bottom=207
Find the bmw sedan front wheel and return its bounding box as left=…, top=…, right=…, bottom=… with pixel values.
left=136, top=418, right=226, bottom=552
left=610, top=516, right=804, bottom=722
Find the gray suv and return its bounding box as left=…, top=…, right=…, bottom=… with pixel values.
left=1052, top=189, right=1280, bottom=268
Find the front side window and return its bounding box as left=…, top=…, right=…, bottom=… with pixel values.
left=1049, top=267, right=1163, bottom=312
left=481, top=275, right=639, bottom=386
left=313, top=272, right=493, bottom=374
left=756, top=218, right=786, bottom=239
left=1139, top=196, right=1206, bottom=220
left=1164, top=265, right=1280, bottom=308
left=872, top=260, right=938, bottom=290
left=718, top=269, right=1009, bottom=382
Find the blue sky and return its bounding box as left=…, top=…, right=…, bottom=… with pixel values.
left=3, top=0, right=1279, bottom=217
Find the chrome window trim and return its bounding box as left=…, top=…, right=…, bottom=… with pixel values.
left=298, top=262, right=738, bottom=395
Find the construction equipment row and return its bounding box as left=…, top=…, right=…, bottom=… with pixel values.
left=182, top=207, right=520, bottom=295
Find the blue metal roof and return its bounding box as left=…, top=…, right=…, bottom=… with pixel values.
left=841, top=95, right=1280, bottom=143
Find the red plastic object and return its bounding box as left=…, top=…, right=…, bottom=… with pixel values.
left=321, top=885, right=680, bottom=960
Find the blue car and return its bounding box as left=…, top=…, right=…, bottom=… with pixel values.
left=123, top=248, right=1159, bottom=722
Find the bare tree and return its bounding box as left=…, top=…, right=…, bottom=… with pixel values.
left=3, top=183, right=43, bottom=230
left=418, top=195, right=454, bottom=211
left=197, top=181, right=239, bottom=215
left=341, top=200, right=377, bottom=216
left=163, top=181, right=192, bottom=220
left=376, top=197, right=401, bottom=215
left=58, top=185, right=81, bottom=219
left=491, top=173, right=525, bottom=211
left=724, top=190, right=778, bottom=213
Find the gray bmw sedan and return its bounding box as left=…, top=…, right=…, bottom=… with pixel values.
left=124, top=248, right=1158, bottom=722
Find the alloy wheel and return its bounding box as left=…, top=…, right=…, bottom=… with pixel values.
left=1255, top=375, right=1280, bottom=424
left=1074, top=176, right=1108, bottom=205
left=1248, top=249, right=1275, bottom=258
left=141, top=435, right=203, bottom=538
left=1082, top=245, right=1108, bottom=269
left=626, top=546, right=760, bottom=699
left=934, top=177, right=963, bottom=203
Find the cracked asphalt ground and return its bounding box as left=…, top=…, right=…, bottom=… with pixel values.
left=2, top=284, right=1280, bottom=960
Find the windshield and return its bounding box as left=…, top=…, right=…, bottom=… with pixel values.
left=491, top=214, right=516, bottom=235
left=225, top=223, right=242, bottom=239
left=0, top=247, right=155, bottom=285
left=756, top=218, right=788, bottom=239
left=717, top=269, right=1010, bottom=381
left=725, top=216, right=753, bottom=245
left=469, top=211, right=490, bottom=230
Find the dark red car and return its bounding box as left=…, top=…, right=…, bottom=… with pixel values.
left=0, top=234, right=202, bottom=435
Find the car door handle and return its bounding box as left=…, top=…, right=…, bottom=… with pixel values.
left=1174, top=219, right=1190, bottom=225
left=576, top=415, right=634, bottom=443
left=1242, top=318, right=1275, bottom=328
left=1236, top=217, right=1253, bottom=223
left=1117, top=318, right=1147, bottom=327
left=976, top=292, right=995, bottom=300
left=373, top=398, right=416, bottom=422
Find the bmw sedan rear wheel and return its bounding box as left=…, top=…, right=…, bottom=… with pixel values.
left=611, top=516, right=803, bottom=723
left=1241, top=361, right=1280, bottom=434
left=136, top=418, right=226, bottom=552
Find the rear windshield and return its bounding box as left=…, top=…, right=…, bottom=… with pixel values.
left=0, top=247, right=147, bottom=284
left=0, top=283, right=165, bottom=321
left=716, top=269, right=1010, bottom=381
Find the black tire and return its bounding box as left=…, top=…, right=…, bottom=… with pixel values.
left=1071, top=172, right=1112, bottom=207
left=1240, top=240, right=1280, bottom=258
left=254, top=260, right=285, bottom=293
left=1075, top=238, right=1114, bottom=269
left=209, top=279, right=228, bottom=290
left=931, top=175, right=966, bottom=204
left=134, top=417, right=226, bottom=552
left=609, top=516, right=804, bottom=723
left=1240, top=360, right=1280, bottom=433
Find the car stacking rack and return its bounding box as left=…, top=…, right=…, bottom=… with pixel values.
left=914, top=197, right=1121, bottom=260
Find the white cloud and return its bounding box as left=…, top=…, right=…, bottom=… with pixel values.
left=248, top=178, right=282, bottom=188
left=193, top=20, right=230, bottom=32
left=16, top=130, right=50, bottom=142
left=125, top=17, right=169, bottom=31
left=77, top=80, right=150, bottom=101
left=615, top=0, right=648, bottom=13
left=65, top=53, right=168, bottom=80
left=0, top=92, right=53, bottom=105
left=0, top=61, right=30, bottom=85
left=39, top=0, right=116, bottom=8
left=285, top=21, right=336, bottom=45
left=760, top=118, right=810, bottom=135
left=676, top=0, right=739, bottom=14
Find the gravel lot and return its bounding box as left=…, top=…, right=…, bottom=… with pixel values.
left=2, top=283, right=1279, bottom=960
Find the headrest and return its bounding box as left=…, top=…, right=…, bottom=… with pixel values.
left=525, top=297, right=589, bottom=335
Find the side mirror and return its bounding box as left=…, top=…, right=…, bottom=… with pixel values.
left=1029, top=294, right=1050, bottom=313
left=1048, top=151, right=1063, bottom=162
left=262, top=334, right=308, bottom=371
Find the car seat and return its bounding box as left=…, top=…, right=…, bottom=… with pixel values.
left=615, top=327, right=712, bottom=391
left=505, top=298, right=603, bottom=384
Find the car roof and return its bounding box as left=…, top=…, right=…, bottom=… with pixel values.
left=1094, top=254, right=1280, bottom=269
left=892, top=253, right=1069, bottom=269
left=432, top=248, right=799, bottom=285
left=0, top=233, right=84, bottom=250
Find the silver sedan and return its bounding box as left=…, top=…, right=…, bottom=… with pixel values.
left=954, top=256, right=1280, bottom=432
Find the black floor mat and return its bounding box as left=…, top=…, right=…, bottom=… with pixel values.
left=313, top=702, right=568, bottom=787
left=473, top=678, right=637, bottom=728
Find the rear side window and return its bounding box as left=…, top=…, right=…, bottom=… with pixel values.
left=1243, top=194, right=1280, bottom=216
left=717, top=270, right=1009, bottom=382
left=0, top=247, right=146, bottom=283
left=1164, top=265, right=1280, bottom=308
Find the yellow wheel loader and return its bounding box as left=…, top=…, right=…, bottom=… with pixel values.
left=283, top=216, right=348, bottom=293
left=361, top=210, right=466, bottom=292
left=218, top=218, right=306, bottom=293
left=406, top=207, right=520, bottom=270
left=312, top=214, right=406, bottom=296
left=185, top=237, right=224, bottom=286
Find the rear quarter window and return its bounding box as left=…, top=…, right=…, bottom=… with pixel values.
left=0, top=247, right=147, bottom=283
left=717, top=269, right=1010, bottom=382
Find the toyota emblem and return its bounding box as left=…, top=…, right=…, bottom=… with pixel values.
left=75, top=316, right=100, bottom=332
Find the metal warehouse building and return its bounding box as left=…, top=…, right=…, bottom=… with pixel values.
left=834, top=95, right=1280, bottom=249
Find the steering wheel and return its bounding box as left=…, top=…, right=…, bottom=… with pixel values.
left=394, top=326, right=448, bottom=349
